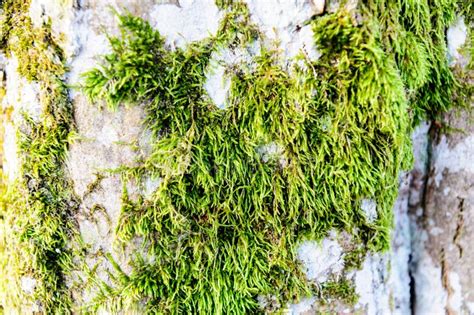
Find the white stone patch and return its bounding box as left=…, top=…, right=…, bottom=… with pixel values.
left=447, top=17, right=467, bottom=66
left=287, top=24, right=321, bottom=62
left=415, top=207, right=423, bottom=217
left=287, top=297, right=316, bottom=314
left=65, top=7, right=112, bottom=93
left=412, top=121, right=431, bottom=166
left=311, top=0, right=326, bottom=15
left=296, top=232, right=344, bottom=283
left=204, top=44, right=260, bottom=109
left=448, top=272, right=462, bottom=313
left=20, top=276, right=37, bottom=295
left=432, top=134, right=474, bottom=186
left=388, top=172, right=412, bottom=315
left=467, top=302, right=474, bottom=314
left=149, top=0, right=223, bottom=49
left=143, top=176, right=162, bottom=198
left=408, top=122, right=431, bottom=208
left=360, top=199, right=377, bottom=223
left=31, top=300, right=42, bottom=313
left=2, top=56, right=44, bottom=183
left=353, top=254, right=391, bottom=315
left=245, top=0, right=320, bottom=62
left=256, top=142, right=288, bottom=167
left=429, top=226, right=444, bottom=236
left=99, top=123, right=120, bottom=145
left=29, top=0, right=77, bottom=59
left=443, top=187, right=451, bottom=196
left=412, top=254, right=447, bottom=315
left=4, top=58, right=42, bottom=122
left=209, top=41, right=259, bottom=68
left=205, top=62, right=230, bottom=109
left=79, top=219, right=103, bottom=248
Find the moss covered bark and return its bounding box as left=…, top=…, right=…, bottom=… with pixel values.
left=80, top=0, right=467, bottom=313
left=0, top=0, right=79, bottom=312
left=0, top=0, right=471, bottom=313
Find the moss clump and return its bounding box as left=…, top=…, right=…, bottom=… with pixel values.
left=0, top=0, right=79, bottom=313
left=453, top=0, right=473, bottom=112
left=361, top=0, right=460, bottom=123
left=83, top=14, right=171, bottom=111
left=0, top=0, right=465, bottom=312
left=320, top=279, right=359, bottom=306
left=343, top=246, right=367, bottom=271
left=79, top=0, right=462, bottom=310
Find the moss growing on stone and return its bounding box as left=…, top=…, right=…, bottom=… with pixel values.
left=0, top=0, right=79, bottom=313
left=320, top=278, right=359, bottom=306
left=363, top=0, right=460, bottom=124
left=79, top=0, right=464, bottom=311
left=0, top=0, right=468, bottom=312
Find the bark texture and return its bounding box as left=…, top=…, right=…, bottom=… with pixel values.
left=409, top=110, right=474, bottom=314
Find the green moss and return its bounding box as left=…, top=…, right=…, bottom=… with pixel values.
left=84, top=173, right=105, bottom=198
left=459, top=0, right=473, bottom=66
left=343, top=246, right=367, bottom=271
left=79, top=1, right=449, bottom=311
left=362, top=0, right=460, bottom=123
left=83, top=14, right=171, bottom=111
left=0, top=0, right=79, bottom=313
left=453, top=1, right=473, bottom=113
left=214, top=0, right=260, bottom=47
left=0, top=0, right=467, bottom=312
left=319, top=279, right=359, bottom=306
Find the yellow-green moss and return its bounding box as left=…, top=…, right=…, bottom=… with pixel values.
left=79, top=0, right=465, bottom=312
left=0, top=0, right=79, bottom=313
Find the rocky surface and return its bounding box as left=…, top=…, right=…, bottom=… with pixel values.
left=409, top=109, right=474, bottom=314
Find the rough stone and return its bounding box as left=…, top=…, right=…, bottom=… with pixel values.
left=410, top=105, right=474, bottom=314
left=150, top=0, right=222, bottom=49
left=296, top=231, right=345, bottom=283
left=245, top=0, right=320, bottom=63
left=360, top=199, right=377, bottom=223
left=20, top=277, right=37, bottom=295
left=447, top=17, right=468, bottom=67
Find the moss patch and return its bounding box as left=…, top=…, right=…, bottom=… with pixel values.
left=79, top=0, right=465, bottom=312
left=0, top=0, right=469, bottom=312
left=0, top=0, right=79, bottom=313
